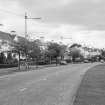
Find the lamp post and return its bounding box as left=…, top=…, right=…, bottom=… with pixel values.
left=24, top=12, right=41, bottom=52
left=60, top=36, right=72, bottom=44
left=24, top=12, right=41, bottom=68
left=25, top=12, right=41, bottom=40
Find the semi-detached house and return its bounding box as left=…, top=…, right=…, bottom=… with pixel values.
left=0, top=31, right=15, bottom=53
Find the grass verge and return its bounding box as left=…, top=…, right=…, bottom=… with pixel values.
left=73, top=64, right=105, bottom=105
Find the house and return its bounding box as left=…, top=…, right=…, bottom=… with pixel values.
left=0, top=31, right=15, bottom=53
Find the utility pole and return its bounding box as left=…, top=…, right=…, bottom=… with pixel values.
left=24, top=12, right=41, bottom=69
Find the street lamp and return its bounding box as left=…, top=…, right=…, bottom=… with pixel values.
left=25, top=12, right=41, bottom=40
left=24, top=12, right=41, bottom=53
left=24, top=12, right=41, bottom=68
left=60, top=36, right=72, bottom=45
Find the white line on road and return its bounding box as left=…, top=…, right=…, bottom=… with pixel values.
left=20, top=88, right=27, bottom=92
left=42, top=78, right=47, bottom=80
left=19, top=78, right=48, bottom=92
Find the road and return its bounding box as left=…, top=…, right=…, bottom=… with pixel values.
left=0, top=63, right=98, bottom=105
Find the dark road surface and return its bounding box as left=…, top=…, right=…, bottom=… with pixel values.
left=0, top=63, right=99, bottom=105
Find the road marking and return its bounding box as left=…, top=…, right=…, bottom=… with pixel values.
left=20, top=88, right=27, bottom=92
left=19, top=77, right=48, bottom=92
left=42, top=78, right=47, bottom=80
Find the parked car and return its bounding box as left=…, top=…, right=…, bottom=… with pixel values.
left=84, top=59, right=89, bottom=63
left=100, top=59, right=104, bottom=63
left=60, top=60, right=67, bottom=65
left=74, top=57, right=83, bottom=63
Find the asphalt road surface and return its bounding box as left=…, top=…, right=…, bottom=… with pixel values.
left=0, top=63, right=98, bottom=105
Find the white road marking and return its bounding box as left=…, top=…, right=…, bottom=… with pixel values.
left=20, top=88, right=27, bottom=92
left=42, top=78, right=47, bottom=80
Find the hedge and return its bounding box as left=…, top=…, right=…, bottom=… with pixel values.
left=0, top=64, right=18, bottom=68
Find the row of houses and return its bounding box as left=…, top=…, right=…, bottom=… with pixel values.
left=0, top=31, right=102, bottom=61
left=0, top=31, right=24, bottom=59
left=69, top=44, right=101, bottom=59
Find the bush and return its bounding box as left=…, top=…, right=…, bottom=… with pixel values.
left=0, top=53, right=6, bottom=64
left=65, top=59, right=72, bottom=63
left=74, top=57, right=83, bottom=63
left=5, top=58, right=18, bottom=65
left=0, top=64, right=18, bottom=68
left=36, top=60, right=48, bottom=65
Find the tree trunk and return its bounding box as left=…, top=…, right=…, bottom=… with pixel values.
left=56, top=57, right=58, bottom=66
left=18, top=51, right=20, bottom=70
left=49, top=56, right=52, bottom=64
left=35, top=57, right=38, bottom=69
left=72, top=57, right=75, bottom=63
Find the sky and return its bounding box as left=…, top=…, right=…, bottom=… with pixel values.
left=0, top=0, right=105, bottom=48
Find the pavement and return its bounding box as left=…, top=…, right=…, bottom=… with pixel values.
left=0, top=63, right=99, bottom=105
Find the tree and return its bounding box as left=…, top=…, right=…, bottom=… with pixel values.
left=12, top=36, right=31, bottom=69
left=46, top=42, right=64, bottom=65
left=13, top=37, right=42, bottom=68
left=100, top=49, right=105, bottom=60
left=28, top=40, right=41, bottom=61
left=69, top=43, right=83, bottom=62
left=0, top=52, right=6, bottom=64
left=59, top=45, right=67, bottom=60
left=14, top=37, right=30, bottom=56
left=7, top=52, right=12, bottom=60
left=70, top=43, right=82, bottom=48
left=101, top=49, right=105, bottom=57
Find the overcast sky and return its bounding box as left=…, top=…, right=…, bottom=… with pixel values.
left=0, top=0, right=105, bottom=48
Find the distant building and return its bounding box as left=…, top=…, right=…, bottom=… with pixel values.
left=81, top=47, right=101, bottom=59
left=69, top=43, right=101, bottom=59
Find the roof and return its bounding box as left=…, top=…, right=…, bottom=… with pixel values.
left=0, top=31, right=13, bottom=41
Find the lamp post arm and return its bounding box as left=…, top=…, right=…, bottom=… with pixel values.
left=27, top=18, right=41, bottom=19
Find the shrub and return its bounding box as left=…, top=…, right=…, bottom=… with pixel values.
left=0, top=64, right=18, bottom=68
